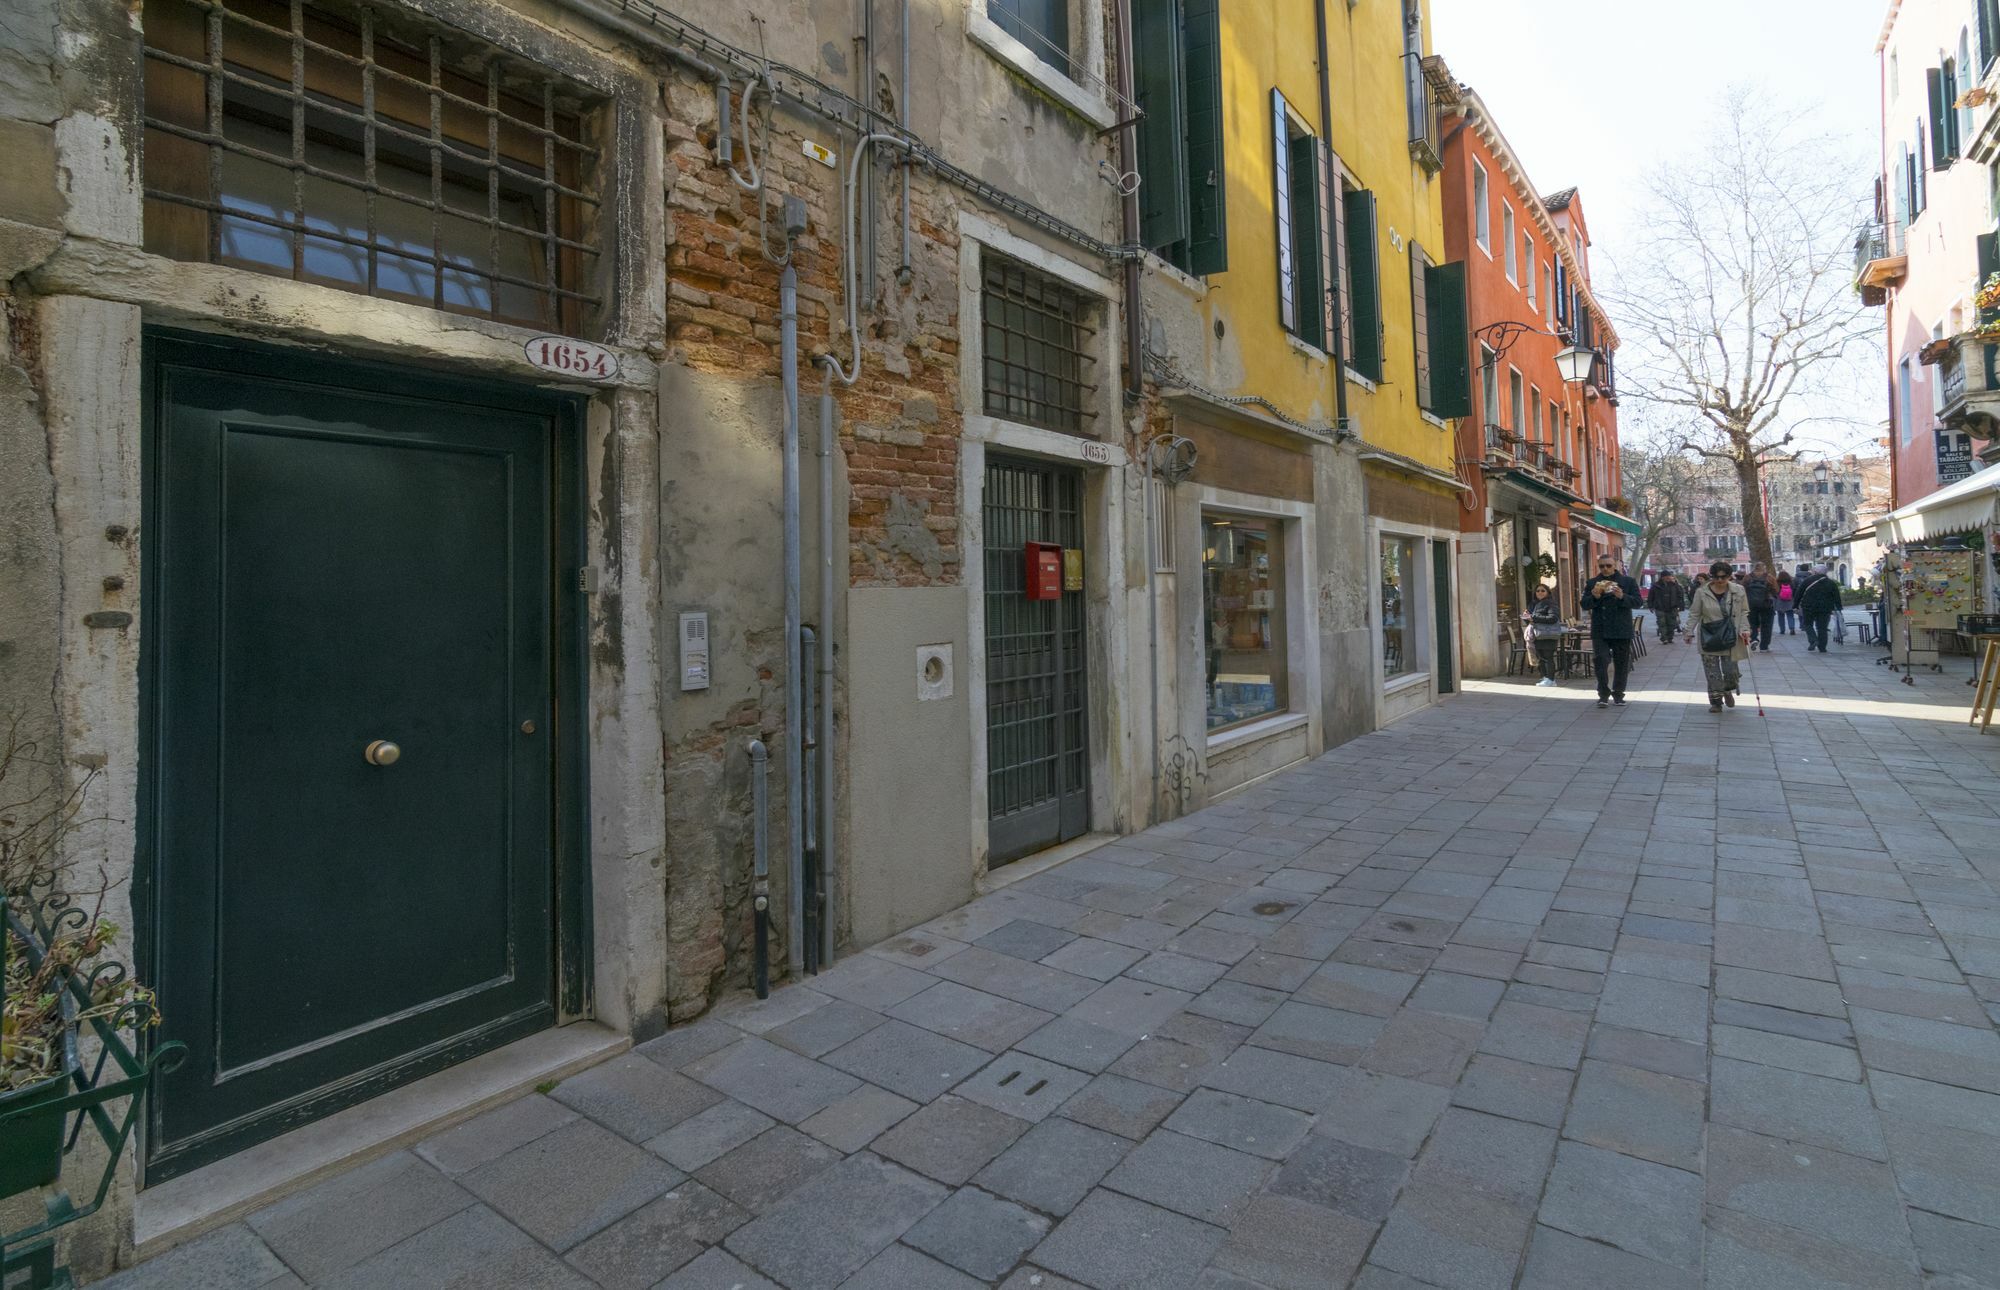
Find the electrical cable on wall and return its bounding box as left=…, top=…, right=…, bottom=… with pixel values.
left=1143, top=349, right=1351, bottom=443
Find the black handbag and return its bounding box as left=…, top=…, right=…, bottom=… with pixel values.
left=1699, top=613, right=1737, bottom=653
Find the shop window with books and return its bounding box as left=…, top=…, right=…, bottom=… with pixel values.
left=1203, top=515, right=1288, bottom=731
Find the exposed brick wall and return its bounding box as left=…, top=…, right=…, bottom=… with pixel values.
left=655, top=68, right=997, bottom=1016
left=660, top=79, right=966, bottom=592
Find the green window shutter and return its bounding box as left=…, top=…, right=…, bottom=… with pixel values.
left=1917, top=120, right=1929, bottom=212
left=1929, top=69, right=1951, bottom=165
left=1316, top=140, right=1338, bottom=353
left=1290, top=133, right=1323, bottom=348
left=1273, top=89, right=1296, bottom=334
left=1409, top=244, right=1432, bottom=410
left=1344, top=187, right=1382, bottom=380
left=1896, top=141, right=1910, bottom=232
left=1426, top=260, right=1470, bottom=419
left=1132, top=0, right=1188, bottom=253
left=1181, top=0, right=1226, bottom=274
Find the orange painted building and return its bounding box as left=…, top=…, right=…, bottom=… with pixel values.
left=1439, top=86, right=1629, bottom=676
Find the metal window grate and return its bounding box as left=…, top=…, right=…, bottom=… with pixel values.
left=141, top=0, right=602, bottom=330
left=982, top=255, right=1098, bottom=436
left=983, top=457, right=1087, bottom=855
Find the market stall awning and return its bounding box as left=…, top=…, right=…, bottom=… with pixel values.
left=1878, top=466, right=2000, bottom=544
left=1589, top=505, right=1643, bottom=538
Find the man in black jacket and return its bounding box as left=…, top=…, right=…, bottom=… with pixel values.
left=1797, top=565, right=1844, bottom=652
left=1648, top=572, right=1687, bottom=644
left=1744, top=563, right=1777, bottom=651
left=1581, top=554, right=1642, bottom=708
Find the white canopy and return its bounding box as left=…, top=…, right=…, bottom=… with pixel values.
left=1878, top=465, right=2000, bottom=544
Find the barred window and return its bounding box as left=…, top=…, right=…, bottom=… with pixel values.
left=142, top=0, right=603, bottom=331
left=982, top=255, right=1098, bottom=435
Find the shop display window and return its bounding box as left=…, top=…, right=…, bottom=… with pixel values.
left=1203, top=515, right=1288, bottom=731
left=1382, top=535, right=1417, bottom=680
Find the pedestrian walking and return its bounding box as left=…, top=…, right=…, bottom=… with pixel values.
left=1798, top=564, right=1843, bottom=652
left=1525, top=583, right=1562, bottom=686
left=1776, top=571, right=1797, bottom=636
left=1648, top=570, right=1686, bottom=644
left=1744, top=563, right=1777, bottom=651
left=1580, top=553, right=1641, bottom=709
left=1693, top=560, right=1751, bottom=712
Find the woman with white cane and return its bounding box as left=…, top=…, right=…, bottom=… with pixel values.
left=1693, top=560, right=1751, bottom=713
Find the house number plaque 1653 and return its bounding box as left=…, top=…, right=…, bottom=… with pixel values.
left=523, top=336, right=620, bottom=383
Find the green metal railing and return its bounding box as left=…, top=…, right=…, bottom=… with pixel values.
left=2, top=895, right=185, bottom=1290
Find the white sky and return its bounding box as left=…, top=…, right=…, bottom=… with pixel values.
left=1430, top=0, right=1890, bottom=454
left=1430, top=0, right=1886, bottom=251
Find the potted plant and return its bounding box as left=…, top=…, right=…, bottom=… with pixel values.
left=0, top=716, right=156, bottom=1199
left=1975, top=272, right=2000, bottom=312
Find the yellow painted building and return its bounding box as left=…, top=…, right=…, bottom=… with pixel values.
left=1137, top=0, right=1472, bottom=803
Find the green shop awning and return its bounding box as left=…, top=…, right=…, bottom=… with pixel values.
left=1591, top=505, right=1643, bottom=537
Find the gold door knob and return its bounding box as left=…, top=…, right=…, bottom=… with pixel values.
left=364, top=739, right=401, bottom=766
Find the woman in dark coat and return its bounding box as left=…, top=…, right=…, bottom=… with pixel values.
left=1525, top=583, right=1562, bottom=685
left=1693, top=560, right=1752, bottom=711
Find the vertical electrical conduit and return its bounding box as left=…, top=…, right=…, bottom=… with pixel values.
left=817, top=133, right=918, bottom=969
left=800, top=624, right=820, bottom=973
left=748, top=739, right=770, bottom=998
left=898, top=0, right=912, bottom=283
left=780, top=265, right=805, bottom=980
left=817, top=373, right=837, bottom=970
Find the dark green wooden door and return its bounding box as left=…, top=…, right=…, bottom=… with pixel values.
left=143, top=336, right=563, bottom=1180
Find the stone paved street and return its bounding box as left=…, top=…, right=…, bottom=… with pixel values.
left=105, top=625, right=2000, bottom=1289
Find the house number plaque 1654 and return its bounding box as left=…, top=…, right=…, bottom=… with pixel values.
left=523, top=336, right=620, bottom=383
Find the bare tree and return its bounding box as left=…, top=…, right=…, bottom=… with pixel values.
left=1620, top=438, right=1705, bottom=576
left=1606, top=90, right=1877, bottom=572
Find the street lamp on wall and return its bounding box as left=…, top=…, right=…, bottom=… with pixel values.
left=1553, top=343, right=1595, bottom=386
left=1474, top=321, right=1598, bottom=388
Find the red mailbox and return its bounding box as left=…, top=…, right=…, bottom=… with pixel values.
left=1024, top=541, right=1064, bottom=600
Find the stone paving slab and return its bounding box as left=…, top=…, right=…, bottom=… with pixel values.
left=100, top=630, right=2000, bottom=1287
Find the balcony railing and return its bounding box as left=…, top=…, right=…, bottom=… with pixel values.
left=1853, top=220, right=1907, bottom=301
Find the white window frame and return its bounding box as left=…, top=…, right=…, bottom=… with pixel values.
left=1530, top=387, right=1543, bottom=442
left=1931, top=324, right=1947, bottom=417
left=956, top=209, right=1129, bottom=872
left=1508, top=365, right=1525, bottom=431
left=1376, top=529, right=1429, bottom=688
left=1472, top=160, right=1491, bottom=254
left=1197, top=487, right=1321, bottom=755
left=1503, top=204, right=1518, bottom=283
left=1524, top=237, right=1537, bottom=307
left=967, top=0, right=1115, bottom=129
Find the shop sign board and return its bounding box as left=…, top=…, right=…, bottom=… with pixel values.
left=1937, top=429, right=1976, bottom=487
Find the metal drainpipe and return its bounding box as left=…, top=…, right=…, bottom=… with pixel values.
left=800, top=624, right=819, bottom=972
left=860, top=0, right=876, bottom=302
left=1111, top=0, right=1143, bottom=403
left=748, top=739, right=770, bottom=998
left=781, top=265, right=805, bottom=980
left=898, top=0, right=912, bottom=283
left=818, top=370, right=838, bottom=969
left=1315, top=0, right=1348, bottom=427
left=1109, top=0, right=1158, bottom=815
